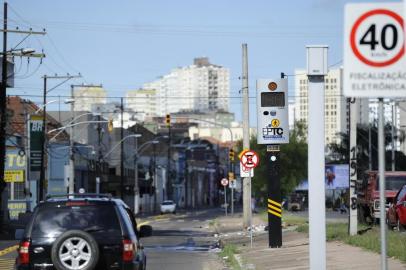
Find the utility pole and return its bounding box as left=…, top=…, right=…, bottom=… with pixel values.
left=39, top=74, right=80, bottom=201
left=97, top=115, right=102, bottom=193
left=0, top=2, right=45, bottom=223
left=70, top=84, right=101, bottom=194
left=120, top=97, right=124, bottom=199
left=392, top=102, right=396, bottom=171
left=153, top=142, right=157, bottom=213
left=166, top=114, right=171, bottom=200
left=0, top=3, right=8, bottom=208
left=241, top=44, right=251, bottom=229
left=349, top=98, right=358, bottom=236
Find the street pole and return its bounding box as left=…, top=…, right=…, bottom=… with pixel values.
left=224, top=185, right=227, bottom=216
left=307, top=45, right=328, bottom=270
left=369, top=121, right=372, bottom=171
left=120, top=97, right=124, bottom=199
left=349, top=98, right=358, bottom=236
left=97, top=115, right=102, bottom=193
left=392, top=102, right=396, bottom=171
left=378, top=98, right=387, bottom=270
left=68, top=85, right=74, bottom=194
left=153, top=142, right=157, bottom=213
left=39, top=75, right=81, bottom=201
left=242, top=43, right=251, bottom=229
left=0, top=4, right=7, bottom=215
left=267, top=146, right=282, bottom=247
left=167, top=121, right=171, bottom=200
left=134, top=133, right=139, bottom=214
left=39, top=75, right=47, bottom=201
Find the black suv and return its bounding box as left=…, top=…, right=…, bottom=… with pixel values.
left=15, top=194, right=151, bottom=270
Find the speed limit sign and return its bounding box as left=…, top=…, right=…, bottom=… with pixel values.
left=344, top=3, right=406, bottom=97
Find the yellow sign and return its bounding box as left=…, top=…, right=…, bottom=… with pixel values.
left=271, top=119, right=280, bottom=127
left=4, top=170, right=24, bottom=183
left=8, top=202, right=27, bottom=220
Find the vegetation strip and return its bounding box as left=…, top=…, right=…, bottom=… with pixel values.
left=219, top=244, right=242, bottom=270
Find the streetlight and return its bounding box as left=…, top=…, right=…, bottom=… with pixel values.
left=103, top=134, right=142, bottom=199
left=34, top=100, right=58, bottom=114
left=133, top=135, right=168, bottom=214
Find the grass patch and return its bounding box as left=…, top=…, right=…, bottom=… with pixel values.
left=260, top=210, right=308, bottom=227
left=295, top=222, right=406, bottom=263
left=219, top=244, right=241, bottom=270
left=208, top=219, right=218, bottom=227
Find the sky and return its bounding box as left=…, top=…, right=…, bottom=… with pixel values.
left=6, top=0, right=398, bottom=124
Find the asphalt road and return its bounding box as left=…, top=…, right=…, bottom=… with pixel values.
left=0, top=209, right=227, bottom=270
left=140, top=209, right=227, bottom=270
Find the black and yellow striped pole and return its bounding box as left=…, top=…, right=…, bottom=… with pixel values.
left=267, top=145, right=282, bottom=248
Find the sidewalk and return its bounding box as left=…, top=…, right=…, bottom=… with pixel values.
left=214, top=213, right=406, bottom=270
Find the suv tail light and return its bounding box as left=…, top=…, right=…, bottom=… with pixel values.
left=122, top=239, right=136, bottom=262
left=18, top=241, right=30, bottom=265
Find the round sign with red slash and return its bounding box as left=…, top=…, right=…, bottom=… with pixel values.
left=221, top=178, right=229, bottom=187
left=350, top=8, right=405, bottom=67
left=240, top=150, right=259, bottom=170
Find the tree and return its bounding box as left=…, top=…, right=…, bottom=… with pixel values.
left=327, top=122, right=406, bottom=177
left=236, top=121, right=308, bottom=205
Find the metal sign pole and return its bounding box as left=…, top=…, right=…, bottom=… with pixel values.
left=224, top=185, right=227, bottom=216
left=231, top=183, right=234, bottom=215
left=307, top=45, right=328, bottom=270
left=378, top=98, right=387, bottom=270
left=267, top=145, right=282, bottom=247
left=249, top=176, right=252, bottom=248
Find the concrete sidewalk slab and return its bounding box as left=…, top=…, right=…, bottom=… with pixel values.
left=215, top=214, right=406, bottom=270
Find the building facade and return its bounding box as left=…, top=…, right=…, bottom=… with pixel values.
left=142, top=57, right=230, bottom=116
left=126, top=89, right=157, bottom=118
left=294, top=68, right=369, bottom=144
left=73, top=85, right=107, bottom=112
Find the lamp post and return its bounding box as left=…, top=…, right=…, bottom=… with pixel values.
left=133, top=136, right=167, bottom=214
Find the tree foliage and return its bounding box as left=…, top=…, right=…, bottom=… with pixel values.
left=327, top=123, right=406, bottom=177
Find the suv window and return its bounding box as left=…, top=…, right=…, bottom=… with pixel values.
left=31, top=203, right=121, bottom=238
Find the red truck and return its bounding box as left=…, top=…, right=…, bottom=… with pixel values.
left=357, top=171, right=406, bottom=224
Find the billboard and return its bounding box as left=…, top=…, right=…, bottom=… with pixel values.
left=325, top=164, right=349, bottom=189
left=296, top=164, right=349, bottom=190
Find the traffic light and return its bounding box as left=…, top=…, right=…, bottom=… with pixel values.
left=228, top=172, right=235, bottom=180
left=229, top=148, right=235, bottom=161
left=108, top=119, right=113, bottom=132
left=166, top=114, right=171, bottom=127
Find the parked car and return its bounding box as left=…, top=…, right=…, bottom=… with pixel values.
left=15, top=193, right=152, bottom=270
left=160, top=200, right=176, bottom=214
left=387, top=184, right=406, bottom=232
left=357, top=171, right=406, bottom=224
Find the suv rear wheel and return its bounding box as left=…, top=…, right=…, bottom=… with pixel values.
left=51, top=230, right=99, bottom=270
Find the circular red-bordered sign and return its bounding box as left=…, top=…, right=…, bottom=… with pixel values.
left=350, top=9, right=405, bottom=67
left=221, top=178, right=229, bottom=186
left=240, top=150, right=259, bottom=169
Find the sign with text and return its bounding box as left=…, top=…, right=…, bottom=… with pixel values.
left=344, top=3, right=406, bottom=97
left=4, top=149, right=26, bottom=182
left=256, top=78, right=289, bottom=144
left=29, top=115, right=44, bottom=171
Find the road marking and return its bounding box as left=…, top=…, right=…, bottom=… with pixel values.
left=0, top=258, right=14, bottom=268
left=0, top=245, right=18, bottom=256
left=137, top=221, right=150, bottom=228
